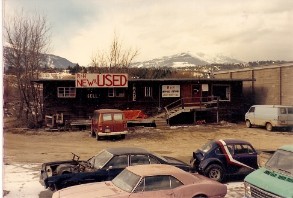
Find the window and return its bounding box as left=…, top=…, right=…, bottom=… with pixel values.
left=212, top=84, right=230, bottom=101
left=144, top=87, right=152, bottom=97
left=144, top=176, right=171, bottom=191
left=103, top=114, right=112, bottom=121
left=57, top=87, right=76, bottom=98
left=249, top=107, right=255, bottom=113
left=280, top=108, right=287, bottom=114
left=288, top=108, right=293, bottom=114
left=108, top=88, right=125, bottom=97
left=130, top=155, right=150, bottom=166
left=113, top=113, right=123, bottom=121
left=170, top=176, right=183, bottom=188
left=106, top=155, right=128, bottom=168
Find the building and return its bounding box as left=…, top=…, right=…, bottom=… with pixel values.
left=214, top=63, right=293, bottom=106
left=33, top=73, right=254, bottom=126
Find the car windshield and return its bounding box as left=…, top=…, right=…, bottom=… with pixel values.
left=112, top=169, right=141, bottom=193
left=200, top=141, right=213, bottom=153
left=89, top=150, right=113, bottom=169
left=265, top=149, right=293, bottom=176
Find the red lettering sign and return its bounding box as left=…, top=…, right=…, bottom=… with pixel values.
left=75, top=73, right=128, bottom=88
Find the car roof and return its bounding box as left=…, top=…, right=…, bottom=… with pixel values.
left=94, top=109, right=124, bottom=113
left=279, top=144, right=293, bottom=152
left=104, top=147, right=151, bottom=155
left=126, top=164, right=195, bottom=183
left=218, top=139, right=252, bottom=145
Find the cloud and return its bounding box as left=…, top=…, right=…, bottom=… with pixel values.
left=4, top=0, right=293, bottom=65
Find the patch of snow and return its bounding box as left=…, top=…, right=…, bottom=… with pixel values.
left=3, top=163, right=44, bottom=198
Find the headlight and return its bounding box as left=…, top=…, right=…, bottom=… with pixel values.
left=244, top=182, right=252, bottom=197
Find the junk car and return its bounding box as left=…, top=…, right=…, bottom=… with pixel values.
left=52, top=164, right=227, bottom=198
left=190, top=139, right=258, bottom=182
left=40, top=147, right=191, bottom=190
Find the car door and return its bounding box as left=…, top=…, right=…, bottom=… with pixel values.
left=232, top=144, right=258, bottom=174
left=103, top=155, right=128, bottom=181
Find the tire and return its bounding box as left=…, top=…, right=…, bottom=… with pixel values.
left=245, top=120, right=252, bottom=128
left=193, top=195, right=207, bottom=198
left=96, top=134, right=101, bottom=141
left=266, top=123, right=273, bottom=131
left=120, top=134, right=126, bottom=139
left=89, top=130, right=95, bottom=138
left=204, top=164, right=224, bottom=182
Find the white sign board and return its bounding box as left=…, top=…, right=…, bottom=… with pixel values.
left=162, top=85, right=180, bottom=97
left=75, top=73, right=128, bottom=88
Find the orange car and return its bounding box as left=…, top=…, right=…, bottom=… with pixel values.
left=52, top=164, right=227, bottom=198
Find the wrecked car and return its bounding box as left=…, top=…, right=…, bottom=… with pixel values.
left=190, top=139, right=259, bottom=182
left=40, top=147, right=191, bottom=191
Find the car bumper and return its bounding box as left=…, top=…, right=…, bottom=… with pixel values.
left=97, top=131, right=128, bottom=136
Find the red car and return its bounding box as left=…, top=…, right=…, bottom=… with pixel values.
left=52, top=164, right=227, bottom=198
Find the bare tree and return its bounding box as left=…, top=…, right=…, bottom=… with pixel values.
left=4, top=11, right=51, bottom=127
left=91, top=33, right=139, bottom=70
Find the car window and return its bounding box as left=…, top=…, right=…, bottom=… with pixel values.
left=130, top=155, right=150, bottom=165
left=144, top=175, right=171, bottom=191
left=226, top=145, right=234, bottom=155
left=215, top=147, right=224, bottom=155
left=234, top=144, right=254, bottom=155
left=113, top=113, right=123, bottom=121
left=170, top=176, right=183, bottom=188
left=149, top=155, right=160, bottom=164
left=280, top=108, right=287, bottom=114
left=103, top=113, right=112, bottom=121
left=249, top=107, right=255, bottom=112
left=106, top=155, right=128, bottom=168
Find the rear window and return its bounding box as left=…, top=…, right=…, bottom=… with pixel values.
left=103, top=113, right=112, bottom=121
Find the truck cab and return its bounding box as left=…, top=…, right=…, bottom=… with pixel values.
left=244, top=145, right=293, bottom=198
left=90, top=109, right=127, bottom=140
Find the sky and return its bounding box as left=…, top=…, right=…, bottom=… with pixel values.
left=3, top=0, right=293, bottom=66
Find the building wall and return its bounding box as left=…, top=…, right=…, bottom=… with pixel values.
left=214, top=64, right=293, bottom=106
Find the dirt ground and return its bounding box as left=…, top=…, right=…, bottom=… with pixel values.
left=3, top=119, right=293, bottom=166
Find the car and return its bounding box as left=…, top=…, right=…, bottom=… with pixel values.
left=244, top=144, right=293, bottom=198
left=40, top=147, right=191, bottom=190
left=190, top=139, right=258, bottom=182
left=52, top=164, right=227, bottom=198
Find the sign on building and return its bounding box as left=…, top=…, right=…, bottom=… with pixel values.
left=162, top=85, right=180, bottom=97
left=75, top=73, right=128, bottom=88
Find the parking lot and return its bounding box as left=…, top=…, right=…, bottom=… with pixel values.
left=3, top=122, right=293, bottom=197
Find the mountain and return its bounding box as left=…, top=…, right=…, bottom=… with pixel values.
left=131, top=52, right=243, bottom=68
left=3, top=46, right=76, bottom=70
left=44, top=54, right=76, bottom=69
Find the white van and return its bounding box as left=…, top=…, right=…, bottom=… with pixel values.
left=245, top=105, right=293, bottom=131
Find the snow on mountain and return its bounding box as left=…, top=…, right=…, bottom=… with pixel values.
left=131, top=52, right=243, bottom=68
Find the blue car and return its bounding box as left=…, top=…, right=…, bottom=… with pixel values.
left=40, top=147, right=191, bottom=190
left=190, top=139, right=259, bottom=182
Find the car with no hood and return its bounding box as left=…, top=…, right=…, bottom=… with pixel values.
left=52, top=164, right=227, bottom=198
left=40, top=147, right=191, bottom=190
left=190, top=139, right=258, bottom=182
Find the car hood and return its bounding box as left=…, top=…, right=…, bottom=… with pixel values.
left=245, top=167, right=293, bottom=198
left=53, top=181, right=129, bottom=198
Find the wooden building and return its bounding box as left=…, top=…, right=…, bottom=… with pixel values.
left=33, top=74, right=253, bottom=126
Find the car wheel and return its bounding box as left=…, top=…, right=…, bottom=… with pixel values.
left=193, top=195, right=207, bottom=198
left=120, top=134, right=126, bottom=139
left=96, top=134, right=101, bottom=141
left=266, top=123, right=273, bottom=131
left=245, top=120, right=252, bottom=128
left=89, top=130, right=95, bottom=138
left=204, top=164, right=224, bottom=182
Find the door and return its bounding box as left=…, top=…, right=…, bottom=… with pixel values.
left=191, top=84, right=201, bottom=104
